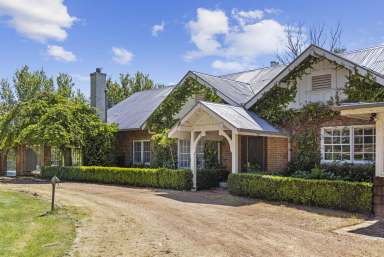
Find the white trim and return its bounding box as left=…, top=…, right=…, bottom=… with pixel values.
left=320, top=125, right=375, bottom=164
left=132, top=140, right=151, bottom=165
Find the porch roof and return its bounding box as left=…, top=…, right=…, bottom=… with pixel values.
left=335, top=102, right=384, bottom=120
left=169, top=101, right=284, bottom=137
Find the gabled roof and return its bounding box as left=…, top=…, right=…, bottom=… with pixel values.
left=199, top=101, right=281, bottom=134
left=340, top=45, right=384, bottom=75
left=179, top=71, right=255, bottom=106
left=244, top=44, right=384, bottom=109
left=169, top=101, right=282, bottom=136
left=107, top=86, right=174, bottom=130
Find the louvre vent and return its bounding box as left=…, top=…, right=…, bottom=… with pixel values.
left=312, top=74, right=331, bottom=91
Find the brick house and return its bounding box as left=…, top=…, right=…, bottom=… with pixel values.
left=94, top=44, right=384, bottom=203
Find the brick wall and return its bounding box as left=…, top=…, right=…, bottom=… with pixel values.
left=266, top=137, right=288, bottom=172
left=115, top=130, right=153, bottom=166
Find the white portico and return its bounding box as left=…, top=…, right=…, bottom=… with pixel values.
left=168, top=101, right=286, bottom=190
left=336, top=102, right=384, bottom=217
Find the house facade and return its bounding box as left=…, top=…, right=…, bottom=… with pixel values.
left=96, top=44, right=384, bottom=199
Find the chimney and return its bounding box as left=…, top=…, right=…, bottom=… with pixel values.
left=270, top=61, right=279, bottom=67
left=90, top=68, right=107, bottom=122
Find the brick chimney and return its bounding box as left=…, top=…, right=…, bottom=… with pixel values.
left=90, top=68, right=107, bottom=122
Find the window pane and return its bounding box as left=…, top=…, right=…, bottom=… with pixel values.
left=354, top=154, right=363, bottom=160
left=354, top=128, right=363, bottom=135
left=143, top=141, right=150, bottom=163
left=354, top=144, right=363, bottom=152
left=342, top=128, right=350, bottom=136
left=365, top=128, right=374, bottom=135
left=332, top=137, right=340, bottom=144
left=333, top=145, right=341, bottom=152
left=342, top=145, right=350, bottom=153
left=364, top=136, right=374, bottom=144
left=133, top=142, right=142, bottom=163
left=364, top=144, right=374, bottom=152
left=324, top=153, right=332, bottom=160
left=342, top=153, right=350, bottom=161
left=364, top=153, right=374, bottom=161
left=333, top=153, right=341, bottom=160
left=324, top=129, right=332, bottom=136
left=324, top=145, right=332, bottom=153
left=324, top=137, right=332, bottom=144
left=333, top=130, right=340, bottom=136
left=354, top=136, right=363, bottom=144
left=342, top=136, right=350, bottom=144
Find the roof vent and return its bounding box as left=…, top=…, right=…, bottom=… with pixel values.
left=270, top=61, right=279, bottom=67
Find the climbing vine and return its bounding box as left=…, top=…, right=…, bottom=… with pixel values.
left=146, top=77, right=221, bottom=168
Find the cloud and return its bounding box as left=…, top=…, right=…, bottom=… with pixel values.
left=185, top=8, right=229, bottom=60
left=211, top=60, right=248, bottom=72
left=0, top=0, right=76, bottom=42
left=232, top=9, right=263, bottom=26
left=46, top=45, right=76, bottom=62
left=264, top=8, right=282, bottom=15
left=152, top=21, right=165, bottom=36
left=112, top=47, right=134, bottom=64
left=185, top=8, right=287, bottom=70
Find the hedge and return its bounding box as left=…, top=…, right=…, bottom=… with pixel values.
left=41, top=166, right=192, bottom=191
left=228, top=173, right=372, bottom=213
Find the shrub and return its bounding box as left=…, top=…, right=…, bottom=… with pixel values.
left=41, top=166, right=192, bottom=191
left=197, top=168, right=229, bottom=190
left=228, top=173, right=372, bottom=213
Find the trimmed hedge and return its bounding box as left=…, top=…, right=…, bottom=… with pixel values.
left=228, top=173, right=372, bottom=213
left=41, top=166, right=192, bottom=191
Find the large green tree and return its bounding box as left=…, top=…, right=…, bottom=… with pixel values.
left=0, top=65, right=117, bottom=166
left=106, top=71, right=164, bottom=108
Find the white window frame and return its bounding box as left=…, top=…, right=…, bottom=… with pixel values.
left=132, top=140, right=151, bottom=165
left=178, top=139, right=191, bottom=169
left=320, top=125, right=375, bottom=164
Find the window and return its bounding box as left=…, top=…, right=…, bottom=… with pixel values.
left=133, top=140, right=150, bottom=165
left=178, top=140, right=190, bottom=169
left=178, top=139, right=205, bottom=169
left=71, top=148, right=82, bottom=166
left=51, top=147, right=63, bottom=166
left=312, top=74, right=331, bottom=91
left=321, top=126, right=375, bottom=163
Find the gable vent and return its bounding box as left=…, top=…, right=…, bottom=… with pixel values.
left=312, top=74, right=332, bottom=91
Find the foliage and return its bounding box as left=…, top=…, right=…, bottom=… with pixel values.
left=203, top=141, right=220, bottom=169
left=228, top=173, right=372, bottom=213
left=151, top=130, right=177, bottom=168
left=106, top=71, right=164, bottom=108
left=196, top=168, right=229, bottom=190
left=0, top=65, right=117, bottom=165
left=0, top=190, right=76, bottom=257
left=146, top=77, right=221, bottom=133
left=344, top=69, right=384, bottom=102
left=41, top=166, right=193, bottom=191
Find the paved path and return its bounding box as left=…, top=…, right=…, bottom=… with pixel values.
left=1, top=177, right=383, bottom=257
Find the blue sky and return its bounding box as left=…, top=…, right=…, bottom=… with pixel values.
left=0, top=0, right=384, bottom=97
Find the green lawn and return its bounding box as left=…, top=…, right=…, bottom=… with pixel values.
left=0, top=190, right=76, bottom=257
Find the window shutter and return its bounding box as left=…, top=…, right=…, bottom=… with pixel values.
left=312, top=74, right=331, bottom=91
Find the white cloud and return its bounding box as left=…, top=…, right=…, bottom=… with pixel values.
left=46, top=45, right=76, bottom=62
left=211, top=60, right=248, bottom=72
left=264, top=8, right=282, bottom=15
left=0, top=0, right=76, bottom=42
left=185, top=8, right=229, bottom=60
left=232, top=9, right=263, bottom=26
left=152, top=21, right=165, bottom=36
left=185, top=8, right=287, bottom=70
left=112, top=47, right=133, bottom=64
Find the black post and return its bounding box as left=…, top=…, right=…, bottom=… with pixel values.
left=51, top=182, right=55, bottom=212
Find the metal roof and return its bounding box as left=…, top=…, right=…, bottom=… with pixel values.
left=340, top=45, right=384, bottom=75
left=334, top=102, right=384, bottom=110
left=190, top=71, right=254, bottom=106
left=107, top=86, right=174, bottom=130
left=220, top=64, right=286, bottom=96
left=200, top=101, right=281, bottom=134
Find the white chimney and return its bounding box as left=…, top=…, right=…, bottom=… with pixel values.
left=90, top=68, right=107, bottom=122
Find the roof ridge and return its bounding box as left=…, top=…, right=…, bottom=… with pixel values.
left=192, top=71, right=251, bottom=85
left=220, top=64, right=286, bottom=77
left=341, top=44, right=384, bottom=55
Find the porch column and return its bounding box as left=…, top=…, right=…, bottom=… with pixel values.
left=190, top=131, right=197, bottom=191
left=231, top=131, right=239, bottom=174
left=374, top=113, right=384, bottom=217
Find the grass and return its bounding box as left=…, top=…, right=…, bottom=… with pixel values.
left=0, top=190, right=76, bottom=257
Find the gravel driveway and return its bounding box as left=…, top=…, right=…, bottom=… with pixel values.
left=1, top=177, right=383, bottom=257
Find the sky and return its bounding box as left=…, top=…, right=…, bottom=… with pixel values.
left=0, top=0, right=384, bottom=97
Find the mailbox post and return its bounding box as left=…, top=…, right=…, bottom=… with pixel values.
left=51, top=176, right=60, bottom=212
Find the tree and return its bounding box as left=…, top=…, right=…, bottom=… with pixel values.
left=106, top=71, right=164, bottom=108
left=0, top=66, right=117, bottom=165
left=277, top=22, right=345, bottom=64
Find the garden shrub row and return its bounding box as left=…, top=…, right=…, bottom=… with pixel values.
left=228, top=173, right=372, bottom=213
left=41, top=166, right=192, bottom=190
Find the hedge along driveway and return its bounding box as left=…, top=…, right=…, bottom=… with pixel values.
left=228, top=173, right=372, bottom=213
left=41, top=166, right=192, bottom=191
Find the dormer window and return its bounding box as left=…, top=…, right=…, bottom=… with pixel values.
left=312, top=74, right=332, bottom=91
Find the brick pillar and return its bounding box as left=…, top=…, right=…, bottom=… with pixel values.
left=373, top=177, right=384, bottom=217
